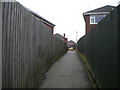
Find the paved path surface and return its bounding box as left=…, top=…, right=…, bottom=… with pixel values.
left=39, top=51, right=92, bottom=88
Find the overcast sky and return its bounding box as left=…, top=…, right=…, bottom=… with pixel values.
left=17, top=0, right=119, bottom=42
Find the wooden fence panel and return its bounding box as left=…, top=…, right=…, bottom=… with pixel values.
left=1, top=1, right=68, bottom=88
left=77, top=5, right=119, bottom=88
left=0, top=1, right=2, bottom=89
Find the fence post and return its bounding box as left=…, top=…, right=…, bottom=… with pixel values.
left=0, top=1, right=2, bottom=89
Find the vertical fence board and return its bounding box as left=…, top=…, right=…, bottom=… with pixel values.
left=9, top=2, right=13, bottom=88
left=5, top=2, right=9, bottom=88
left=2, top=2, right=5, bottom=88
left=0, top=1, right=2, bottom=89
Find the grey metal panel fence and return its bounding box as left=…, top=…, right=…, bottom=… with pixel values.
left=77, top=5, right=119, bottom=88
left=0, top=1, right=68, bottom=88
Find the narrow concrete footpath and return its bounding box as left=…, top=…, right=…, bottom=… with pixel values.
left=39, top=51, right=92, bottom=88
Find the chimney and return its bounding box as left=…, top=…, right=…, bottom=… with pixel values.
left=64, top=33, right=65, bottom=37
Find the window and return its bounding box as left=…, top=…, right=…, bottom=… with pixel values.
left=90, top=15, right=106, bottom=24
left=90, top=16, right=96, bottom=24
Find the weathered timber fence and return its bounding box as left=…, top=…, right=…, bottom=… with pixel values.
left=0, top=1, right=2, bottom=89
left=77, top=5, right=119, bottom=88
left=0, top=1, right=68, bottom=88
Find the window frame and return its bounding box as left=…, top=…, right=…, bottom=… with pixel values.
left=90, top=15, right=106, bottom=24
left=90, top=15, right=97, bottom=24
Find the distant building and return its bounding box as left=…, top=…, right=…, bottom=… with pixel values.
left=83, top=5, right=115, bottom=34
left=54, top=33, right=68, bottom=43
left=67, top=40, right=76, bottom=49
left=26, top=8, right=55, bottom=34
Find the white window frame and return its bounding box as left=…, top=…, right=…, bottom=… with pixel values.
left=90, top=15, right=97, bottom=24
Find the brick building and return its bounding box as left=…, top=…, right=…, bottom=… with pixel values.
left=83, top=5, right=115, bottom=34
left=67, top=40, right=76, bottom=49
left=54, top=33, right=68, bottom=43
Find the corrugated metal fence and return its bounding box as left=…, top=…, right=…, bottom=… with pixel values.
left=0, top=1, right=68, bottom=88
left=77, top=5, right=119, bottom=88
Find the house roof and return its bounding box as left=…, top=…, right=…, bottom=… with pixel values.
left=68, top=40, right=76, bottom=44
left=54, top=33, right=68, bottom=40
left=54, top=33, right=64, bottom=38
left=83, top=5, right=116, bottom=15
left=27, top=8, right=55, bottom=27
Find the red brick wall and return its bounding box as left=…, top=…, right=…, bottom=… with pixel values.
left=84, top=15, right=96, bottom=34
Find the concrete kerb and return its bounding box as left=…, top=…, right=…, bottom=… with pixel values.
left=76, top=49, right=100, bottom=88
